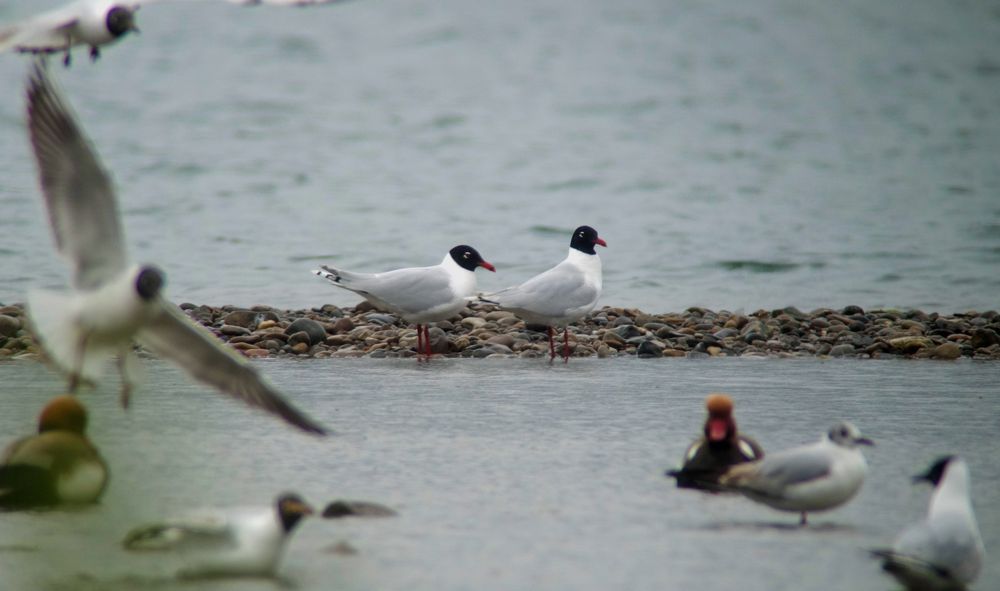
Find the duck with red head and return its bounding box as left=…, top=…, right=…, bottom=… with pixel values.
left=0, top=395, right=109, bottom=509
left=666, top=393, right=764, bottom=491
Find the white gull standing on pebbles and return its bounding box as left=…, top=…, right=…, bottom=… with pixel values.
left=480, top=225, right=606, bottom=362
left=313, top=245, right=496, bottom=358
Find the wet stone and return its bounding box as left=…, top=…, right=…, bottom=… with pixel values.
left=220, top=325, right=251, bottom=336
left=286, top=318, right=328, bottom=346
left=0, top=315, right=21, bottom=337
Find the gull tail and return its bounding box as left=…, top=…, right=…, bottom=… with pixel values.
left=122, top=523, right=181, bottom=551
left=312, top=265, right=343, bottom=284
left=26, top=289, right=109, bottom=383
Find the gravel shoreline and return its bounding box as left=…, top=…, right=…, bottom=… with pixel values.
left=2, top=302, right=999, bottom=361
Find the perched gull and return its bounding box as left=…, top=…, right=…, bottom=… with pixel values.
left=0, top=395, right=108, bottom=509
left=872, top=456, right=985, bottom=591
left=123, top=492, right=314, bottom=579
left=719, top=421, right=872, bottom=525
left=666, top=393, right=764, bottom=491
left=313, top=245, right=495, bottom=358
left=480, top=225, right=606, bottom=362
left=0, top=0, right=350, bottom=66
left=24, top=62, right=326, bottom=435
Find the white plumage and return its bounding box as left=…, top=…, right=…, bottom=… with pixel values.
left=482, top=225, right=606, bottom=361
left=24, top=61, right=326, bottom=435
left=123, top=493, right=314, bottom=579
left=873, top=456, right=985, bottom=590
left=720, top=421, right=872, bottom=525
left=0, top=0, right=350, bottom=66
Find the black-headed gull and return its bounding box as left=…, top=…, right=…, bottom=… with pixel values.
left=123, top=492, right=314, bottom=579
left=872, top=456, right=985, bottom=590
left=0, top=0, right=349, bottom=66
left=0, top=395, right=108, bottom=508
left=666, top=393, right=764, bottom=491
left=24, top=62, right=326, bottom=435
left=313, top=245, right=496, bottom=358
left=719, top=421, right=872, bottom=525
left=481, top=225, right=605, bottom=362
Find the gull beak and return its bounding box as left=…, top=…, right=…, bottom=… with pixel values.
left=284, top=499, right=315, bottom=516
left=856, top=437, right=875, bottom=446
left=595, top=237, right=608, bottom=247
left=480, top=261, right=496, bottom=273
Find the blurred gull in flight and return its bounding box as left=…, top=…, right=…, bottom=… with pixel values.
left=24, top=62, right=327, bottom=435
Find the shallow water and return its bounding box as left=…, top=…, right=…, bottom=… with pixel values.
left=1, top=357, right=998, bottom=590
left=1, top=0, right=999, bottom=312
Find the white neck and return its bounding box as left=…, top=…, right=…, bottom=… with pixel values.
left=930, top=460, right=972, bottom=515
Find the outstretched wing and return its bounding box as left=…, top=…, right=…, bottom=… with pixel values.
left=26, top=61, right=128, bottom=289
left=136, top=302, right=328, bottom=435
left=0, top=5, right=79, bottom=53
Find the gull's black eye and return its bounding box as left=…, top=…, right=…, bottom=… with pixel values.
left=840, top=427, right=849, bottom=438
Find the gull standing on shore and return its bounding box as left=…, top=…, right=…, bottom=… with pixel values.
left=0, top=0, right=350, bottom=66
left=313, top=245, right=496, bottom=358
left=481, top=225, right=606, bottom=362
left=24, top=62, right=327, bottom=435
left=872, top=456, right=984, bottom=591
left=719, top=421, right=872, bottom=525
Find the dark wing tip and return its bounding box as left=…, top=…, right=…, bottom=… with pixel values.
left=235, top=366, right=330, bottom=436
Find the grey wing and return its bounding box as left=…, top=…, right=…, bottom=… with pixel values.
left=26, top=62, right=127, bottom=289
left=493, top=262, right=596, bottom=317
left=124, top=513, right=236, bottom=551
left=0, top=6, right=79, bottom=53
left=135, top=302, right=327, bottom=435
left=350, top=266, right=455, bottom=315
left=749, top=447, right=833, bottom=492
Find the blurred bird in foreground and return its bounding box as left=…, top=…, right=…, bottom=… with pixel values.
left=872, top=456, right=984, bottom=591
left=24, top=61, right=327, bottom=435
left=0, top=395, right=108, bottom=509
left=666, top=393, right=764, bottom=491
left=123, top=492, right=314, bottom=579
left=719, top=421, right=872, bottom=525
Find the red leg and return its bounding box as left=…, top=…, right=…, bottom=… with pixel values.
left=548, top=326, right=556, bottom=362
left=563, top=327, right=570, bottom=362
left=416, top=324, right=423, bottom=359
left=423, top=325, right=431, bottom=358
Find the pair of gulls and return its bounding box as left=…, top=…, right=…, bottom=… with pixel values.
left=0, top=0, right=347, bottom=66
left=666, top=395, right=984, bottom=590
left=313, top=225, right=607, bottom=361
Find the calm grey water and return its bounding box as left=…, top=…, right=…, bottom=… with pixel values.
left=1, top=0, right=999, bottom=313
left=0, top=358, right=998, bottom=590
left=1, top=2, right=999, bottom=589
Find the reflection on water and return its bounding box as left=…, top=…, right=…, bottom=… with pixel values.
left=1, top=357, right=998, bottom=590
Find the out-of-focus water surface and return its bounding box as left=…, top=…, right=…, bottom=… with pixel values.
left=0, top=0, right=999, bottom=313
left=0, top=358, right=998, bottom=590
